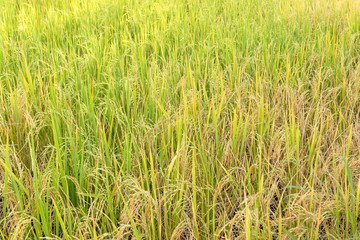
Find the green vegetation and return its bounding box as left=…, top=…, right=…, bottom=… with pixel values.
left=1, top=0, right=360, bottom=239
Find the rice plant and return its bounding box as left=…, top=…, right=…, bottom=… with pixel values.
left=0, top=0, right=360, bottom=239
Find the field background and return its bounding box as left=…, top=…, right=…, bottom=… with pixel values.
left=1, top=0, right=360, bottom=239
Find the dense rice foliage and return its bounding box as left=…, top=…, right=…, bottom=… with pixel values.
left=1, top=0, right=360, bottom=239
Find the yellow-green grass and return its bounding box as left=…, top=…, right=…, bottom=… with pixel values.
left=0, top=0, right=360, bottom=239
